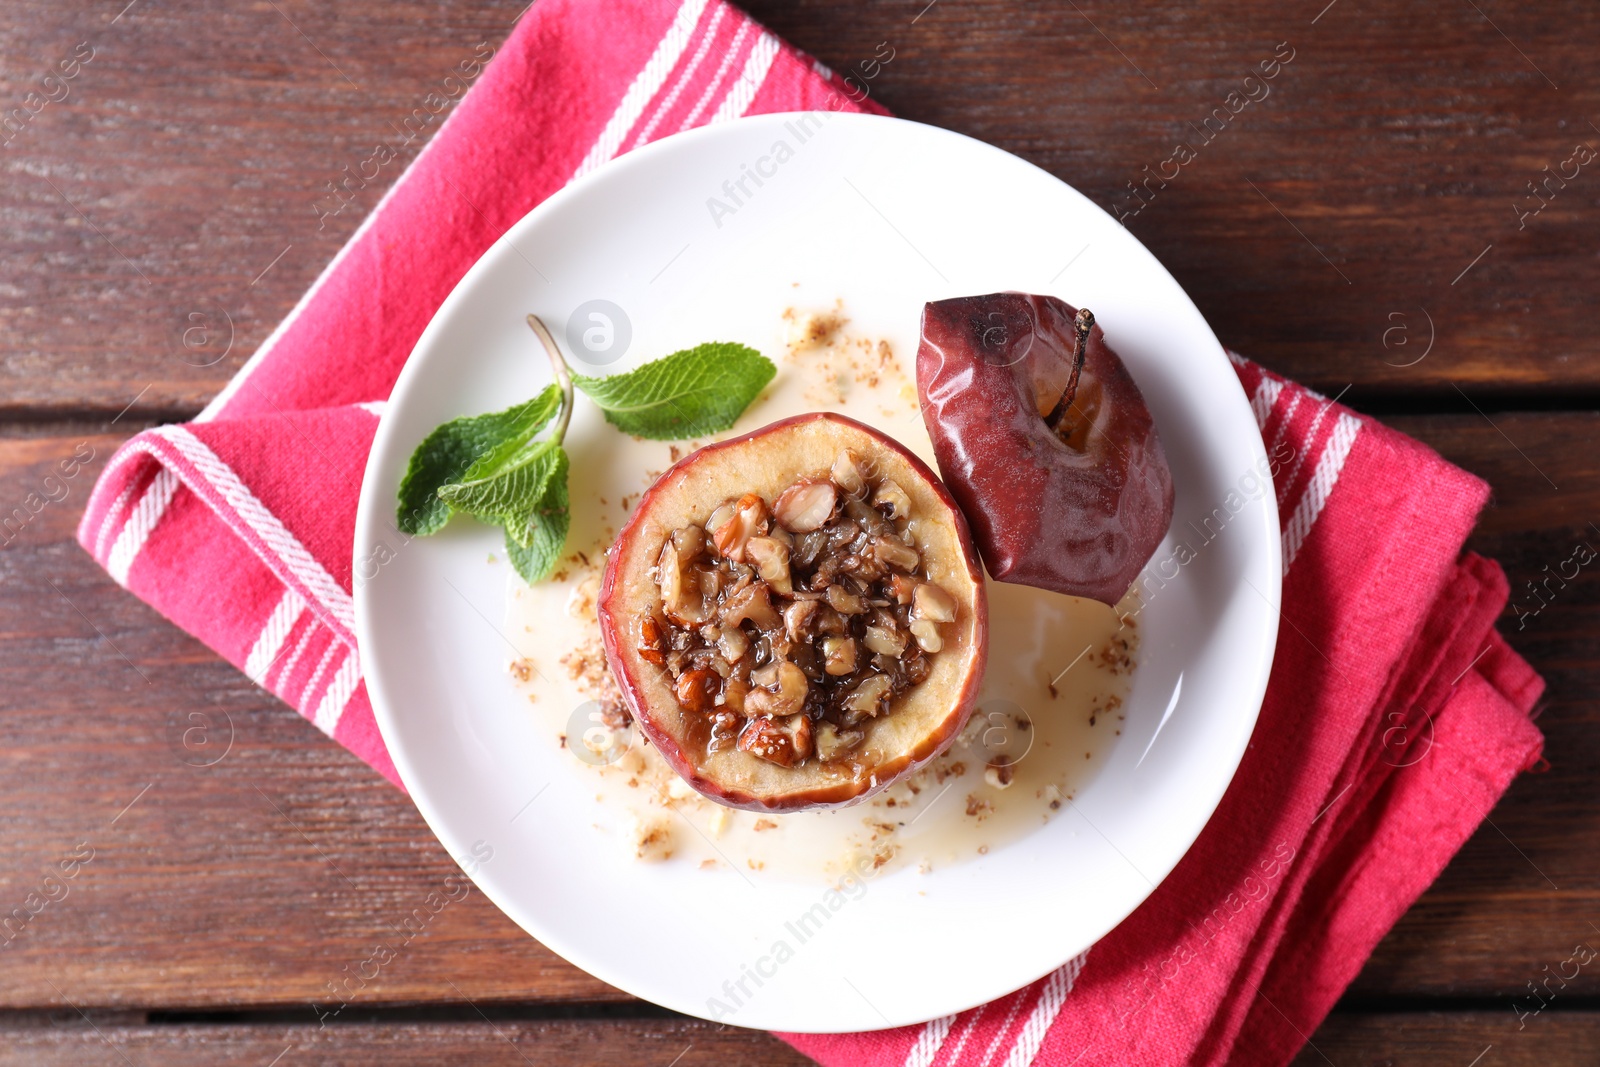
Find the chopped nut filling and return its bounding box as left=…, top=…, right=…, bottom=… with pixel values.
left=642, top=449, right=957, bottom=769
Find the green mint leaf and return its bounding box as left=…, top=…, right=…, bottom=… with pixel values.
left=395, top=384, right=562, bottom=536
left=571, top=341, right=774, bottom=440
left=500, top=450, right=570, bottom=583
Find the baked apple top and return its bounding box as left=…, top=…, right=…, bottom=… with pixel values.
left=917, top=292, right=1175, bottom=606
left=598, top=412, right=988, bottom=812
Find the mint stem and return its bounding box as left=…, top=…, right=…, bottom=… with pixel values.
left=526, top=313, right=574, bottom=446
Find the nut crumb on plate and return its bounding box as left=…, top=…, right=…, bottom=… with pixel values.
left=627, top=813, right=674, bottom=861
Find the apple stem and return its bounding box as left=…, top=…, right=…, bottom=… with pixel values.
left=1044, top=307, right=1094, bottom=433
left=526, top=313, right=574, bottom=446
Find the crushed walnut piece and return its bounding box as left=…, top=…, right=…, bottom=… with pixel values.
left=1097, top=632, right=1135, bottom=675
left=628, top=813, right=673, bottom=861
left=865, top=819, right=898, bottom=840
left=560, top=635, right=630, bottom=731
left=984, top=756, right=1016, bottom=790
left=783, top=304, right=846, bottom=353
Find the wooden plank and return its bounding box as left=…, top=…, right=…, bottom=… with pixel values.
left=1352, top=412, right=1600, bottom=999
left=756, top=0, right=1600, bottom=403
left=0, top=412, right=1594, bottom=1010
left=0, top=1019, right=813, bottom=1067
left=0, top=433, right=622, bottom=1009
left=1293, top=1010, right=1600, bottom=1066
left=0, top=0, right=525, bottom=419
left=0, top=1010, right=1593, bottom=1066
left=4, top=0, right=1600, bottom=415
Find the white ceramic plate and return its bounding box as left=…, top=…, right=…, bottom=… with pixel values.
left=354, top=113, right=1281, bottom=1032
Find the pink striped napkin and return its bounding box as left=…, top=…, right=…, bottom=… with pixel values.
left=76, top=1, right=1544, bottom=1063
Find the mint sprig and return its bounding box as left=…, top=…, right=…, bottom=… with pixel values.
left=395, top=315, right=774, bottom=584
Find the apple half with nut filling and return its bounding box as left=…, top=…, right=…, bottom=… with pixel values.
left=598, top=412, right=988, bottom=812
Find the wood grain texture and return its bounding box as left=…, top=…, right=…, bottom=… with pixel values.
left=0, top=434, right=621, bottom=1010
left=1289, top=1010, right=1600, bottom=1066
left=0, top=1011, right=1590, bottom=1067
left=0, top=0, right=527, bottom=419
left=0, top=1019, right=813, bottom=1067
left=752, top=0, right=1600, bottom=404
left=2, top=1011, right=1595, bottom=1067
left=3, top=0, right=1599, bottom=416
left=1348, top=412, right=1600, bottom=1000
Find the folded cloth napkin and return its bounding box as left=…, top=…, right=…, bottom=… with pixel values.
left=76, top=1, right=1545, bottom=1064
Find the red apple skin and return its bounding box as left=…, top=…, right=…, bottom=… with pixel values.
left=917, top=292, right=1174, bottom=606
left=598, top=412, right=989, bottom=812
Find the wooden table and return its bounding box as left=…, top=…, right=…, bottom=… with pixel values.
left=2, top=0, right=1595, bottom=1062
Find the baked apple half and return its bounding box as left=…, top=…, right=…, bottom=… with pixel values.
left=598, top=412, right=988, bottom=812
